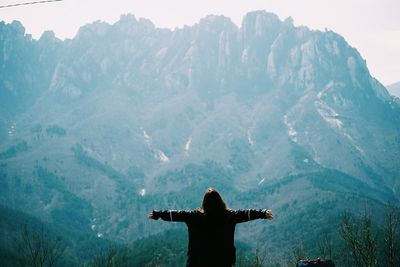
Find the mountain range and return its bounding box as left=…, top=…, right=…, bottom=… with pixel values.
left=1, top=10, right=399, bottom=259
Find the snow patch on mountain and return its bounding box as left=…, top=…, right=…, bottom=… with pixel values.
left=156, top=150, right=169, bottom=162
left=315, top=100, right=343, bottom=129
left=283, top=115, right=298, bottom=143
left=140, top=127, right=170, bottom=162
left=343, top=132, right=365, bottom=156
left=139, top=188, right=146, bottom=197
left=317, top=81, right=334, bottom=99
left=140, top=127, right=151, bottom=144
left=247, top=129, right=255, bottom=146
left=91, top=218, right=102, bottom=238
left=185, top=137, right=192, bottom=154
left=7, top=122, right=16, bottom=138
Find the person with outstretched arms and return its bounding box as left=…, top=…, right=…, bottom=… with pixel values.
left=149, top=188, right=274, bottom=267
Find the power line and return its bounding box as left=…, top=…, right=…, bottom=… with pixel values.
left=0, top=0, right=63, bottom=9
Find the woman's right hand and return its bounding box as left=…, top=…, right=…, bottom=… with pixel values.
left=265, top=210, right=274, bottom=220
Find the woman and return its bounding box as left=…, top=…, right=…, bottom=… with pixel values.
left=149, top=188, right=274, bottom=267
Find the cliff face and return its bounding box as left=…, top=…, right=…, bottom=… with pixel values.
left=0, top=11, right=399, bottom=245
left=387, top=81, right=400, bottom=97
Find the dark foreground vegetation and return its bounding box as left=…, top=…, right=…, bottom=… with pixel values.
left=1, top=204, right=399, bottom=267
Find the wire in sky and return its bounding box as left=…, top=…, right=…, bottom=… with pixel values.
left=0, top=0, right=63, bottom=9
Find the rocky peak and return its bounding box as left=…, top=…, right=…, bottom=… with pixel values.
left=198, top=15, right=237, bottom=33
left=10, top=20, right=26, bottom=36
left=241, top=10, right=282, bottom=39
left=113, top=14, right=155, bottom=36
left=39, top=30, right=59, bottom=43
left=75, top=21, right=111, bottom=40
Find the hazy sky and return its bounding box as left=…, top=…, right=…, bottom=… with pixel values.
left=1, top=0, right=399, bottom=85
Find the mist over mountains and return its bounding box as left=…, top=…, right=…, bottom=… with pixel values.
left=1, top=10, right=399, bottom=260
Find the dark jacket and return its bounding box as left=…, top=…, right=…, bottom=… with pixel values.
left=153, top=209, right=268, bottom=267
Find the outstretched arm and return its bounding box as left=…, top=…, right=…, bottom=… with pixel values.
left=233, top=209, right=274, bottom=223
left=148, top=210, right=195, bottom=222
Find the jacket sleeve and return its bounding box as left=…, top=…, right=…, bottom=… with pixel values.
left=152, top=210, right=195, bottom=222
left=231, top=209, right=267, bottom=223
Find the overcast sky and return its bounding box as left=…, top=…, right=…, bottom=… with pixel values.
left=1, top=0, right=399, bottom=85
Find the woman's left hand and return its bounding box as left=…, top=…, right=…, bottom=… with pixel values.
left=148, top=211, right=158, bottom=220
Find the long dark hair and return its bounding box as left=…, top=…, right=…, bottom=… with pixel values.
left=201, top=188, right=227, bottom=215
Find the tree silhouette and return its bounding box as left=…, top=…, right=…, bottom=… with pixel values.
left=339, top=212, right=376, bottom=267
left=384, top=205, right=400, bottom=267
left=15, top=224, right=65, bottom=267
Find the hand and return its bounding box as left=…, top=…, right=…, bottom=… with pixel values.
left=265, top=210, right=274, bottom=220
left=148, top=211, right=158, bottom=220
